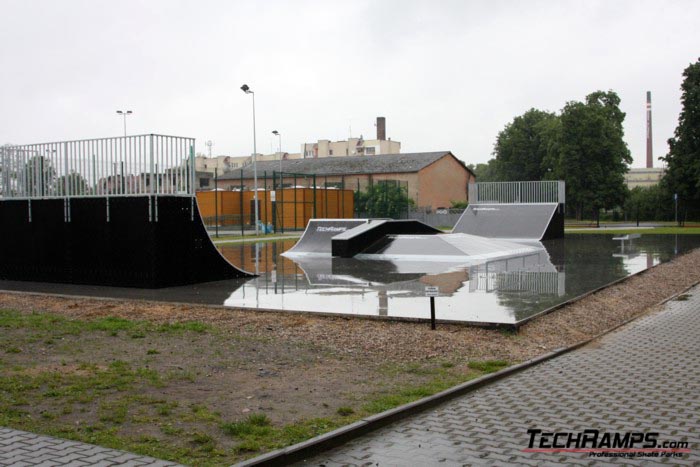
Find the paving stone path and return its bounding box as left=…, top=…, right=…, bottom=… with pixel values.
left=297, top=286, right=700, bottom=466
left=0, top=428, right=182, bottom=467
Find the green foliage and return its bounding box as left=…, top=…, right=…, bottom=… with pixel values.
left=623, top=186, right=673, bottom=221
left=354, top=181, right=414, bottom=218
left=0, top=310, right=210, bottom=337
left=466, top=162, right=498, bottom=182
left=661, top=58, right=700, bottom=211
left=568, top=227, right=700, bottom=235
left=467, top=360, right=509, bottom=373
left=551, top=91, right=632, bottom=218
left=450, top=200, right=468, bottom=209
left=491, top=108, right=559, bottom=181
left=18, top=156, right=58, bottom=196
left=221, top=413, right=272, bottom=437
left=478, top=90, right=632, bottom=217
left=56, top=172, right=91, bottom=196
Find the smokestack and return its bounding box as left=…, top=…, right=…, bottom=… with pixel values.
left=646, top=91, right=653, bottom=168
left=376, top=117, right=386, bottom=141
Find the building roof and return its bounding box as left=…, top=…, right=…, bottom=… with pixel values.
left=218, top=151, right=465, bottom=180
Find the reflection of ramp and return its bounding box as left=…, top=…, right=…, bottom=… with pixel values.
left=292, top=256, right=427, bottom=286
left=453, top=203, right=563, bottom=240
left=468, top=250, right=565, bottom=296
left=0, top=196, right=252, bottom=288
left=283, top=219, right=370, bottom=256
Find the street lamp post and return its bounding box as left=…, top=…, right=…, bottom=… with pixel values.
left=272, top=130, right=283, bottom=233
left=241, top=84, right=259, bottom=236
left=272, top=130, right=282, bottom=179
left=116, top=110, right=133, bottom=137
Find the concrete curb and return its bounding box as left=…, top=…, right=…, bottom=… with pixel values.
left=234, top=280, right=700, bottom=467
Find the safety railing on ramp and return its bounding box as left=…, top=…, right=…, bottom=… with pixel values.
left=468, top=181, right=565, bottom=204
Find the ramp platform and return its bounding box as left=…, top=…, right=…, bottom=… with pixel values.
left=331, top=219, right=440, bottom=258
left=283, top=219, right=371, bottom=256
left=452, top=203, right=564, bottom=240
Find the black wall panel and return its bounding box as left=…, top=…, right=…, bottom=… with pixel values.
left=0, top=196, right=251, bottom=288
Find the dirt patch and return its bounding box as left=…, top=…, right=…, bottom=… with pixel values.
left=1, top=247, right=700, bottom=465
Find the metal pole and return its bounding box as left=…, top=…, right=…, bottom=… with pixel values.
left=313, top=174, right=317, bottom=218
left=430, top=297, right=436, bottom=330
left=215, top=168, right=219, bottom=238
left=675, top=193, right=678, bottom=226
left=252, top=93, right=259, bottom=235
left=277, top=132, right=282, bottom=233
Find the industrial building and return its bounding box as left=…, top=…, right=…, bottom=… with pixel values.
left=215, top=151, right=475, bottom=211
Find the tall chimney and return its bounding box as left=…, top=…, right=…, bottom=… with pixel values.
left=646, top=91, right=653, bottom=168
left=376, top=116, right=386, bottom=141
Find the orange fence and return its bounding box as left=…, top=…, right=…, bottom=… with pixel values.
left=196, top=188, right=354, bottom=231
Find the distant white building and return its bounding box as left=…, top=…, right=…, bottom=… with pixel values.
left=625, top=167, right=665, bottom=189
left=196, top=116, right=400, bottom=175
left=301, top=117, right=400, bottom=158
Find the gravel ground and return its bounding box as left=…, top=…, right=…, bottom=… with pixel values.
left=1, top=247, right=699, bottom=364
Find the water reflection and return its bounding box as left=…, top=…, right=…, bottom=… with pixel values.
left=0, top=235, right=695, bottom=327
left=218, top=235, right=700, bottom=325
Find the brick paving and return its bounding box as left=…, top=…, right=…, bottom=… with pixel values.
left=297, top=286, right=700, bottom=466
left=0, top=428, right=182, bottom=466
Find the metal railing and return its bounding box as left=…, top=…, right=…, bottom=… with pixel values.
left=468, top=180, right=565, bottom=204
left=0, top=134, right=195, bottom=199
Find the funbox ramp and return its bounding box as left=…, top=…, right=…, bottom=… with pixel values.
left=452, top=203, right=564, bottom=240
left=0, top=196, right=252, bottom=288
left=283, top=218, right=442, bottom=258
left=283, top=219, right=372, bottom=256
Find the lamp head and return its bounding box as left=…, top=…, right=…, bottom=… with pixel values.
left=272, top=130, right=279, bottom=136
left=241, top=84, right=251, bottom=93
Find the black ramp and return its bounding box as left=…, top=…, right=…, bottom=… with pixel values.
left=283, top=219, right=369, bottom=255
left=331, top=220, right=441, bottom=258
left=0, top=196, right=251, bottom=288
left=453, top=203, right=559, bottom=240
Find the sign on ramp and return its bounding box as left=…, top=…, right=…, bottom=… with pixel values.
left=283, top=219, right=369, bottom=256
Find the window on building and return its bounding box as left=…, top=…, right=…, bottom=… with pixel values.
left=365, top=147, right=376, bottom=155
left=329, top=149, right=334, bottom=155
left=199, top=178, right=210, bottom=188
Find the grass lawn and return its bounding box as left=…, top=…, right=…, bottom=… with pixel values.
left=0, top=308, right=508, bottom=466
left=566, top=227, right=700, bottom=235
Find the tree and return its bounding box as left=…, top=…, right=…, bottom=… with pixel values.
left=551, top=91, right=632, bottom=218
left=661, top=58, right=700, bottom=211
left=491, top=108, right=559, bottom=181
left=18, top=155, right=57, bottom=197
left=354, top=182, right=414, bottom=219
left=466, top=162, right=498, bottom=182
left=623, top=185, right=671, bottom=222
left=57, top=172, right=91, bottom=196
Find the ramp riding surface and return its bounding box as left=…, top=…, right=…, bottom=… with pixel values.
left=453, top=203, right=562, bottom=240
left=283, top=219, right=370, bottom=256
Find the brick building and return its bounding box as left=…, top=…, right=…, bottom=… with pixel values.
left=216, top=151, right=475, bottom=210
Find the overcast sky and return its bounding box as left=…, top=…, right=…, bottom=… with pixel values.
left=1, top=0, right=698, bottom=168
